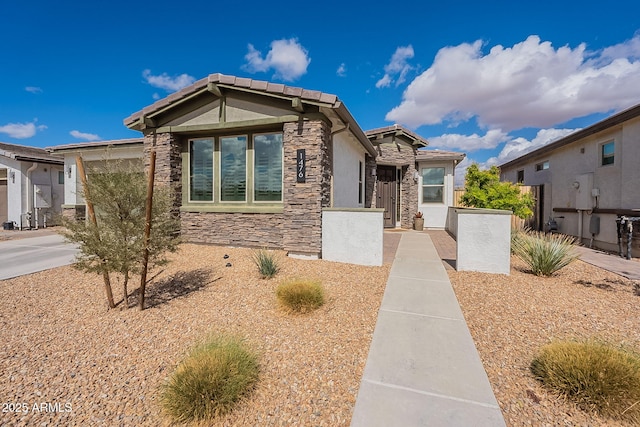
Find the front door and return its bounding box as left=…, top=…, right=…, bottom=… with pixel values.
left=376, top=166, right=397, bottom=228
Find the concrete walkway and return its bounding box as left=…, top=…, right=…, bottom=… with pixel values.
left=352, top=231, right=505, bottom=426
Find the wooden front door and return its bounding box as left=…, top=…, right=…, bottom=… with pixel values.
left=376, top=166, right=397, bottom=228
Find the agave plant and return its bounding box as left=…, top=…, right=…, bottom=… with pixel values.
left=511, top=230, right=579, bottom=276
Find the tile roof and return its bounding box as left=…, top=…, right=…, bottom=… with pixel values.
left=0, top=142, right=63, bottom=164
left=123, top=73, right=340, bottom=127
left=48, top=138, right=143, bottom=152
left=416, top=149, right=466, bottom=162
left=365, top=124, right=429, bottom=147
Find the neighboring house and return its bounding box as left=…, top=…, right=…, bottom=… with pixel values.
left=499, top=102, right=640, bottom=257
left=49, top=138, right=143, bottom=220
left=0, top=142, right=64, bottom=229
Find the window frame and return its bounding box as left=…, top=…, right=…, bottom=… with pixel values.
left=186, top=131, right=284, bottom=209
left=421, top=166, right=446, bottom=204
left=535, top=161, right=549, bottom=171
left=516, top=169, right=524, bottom=184
left=253, top=132, right=283, bottom=203
left=601, top=141, right=615, bottom=166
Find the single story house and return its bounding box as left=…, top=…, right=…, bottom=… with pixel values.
left=50, top=73, right=465, bottom=257
left=499, top=102, right=640, bottom=257
left=0, top=142, right=64, bottom=229
left=49, top=138, right=143, bottom=220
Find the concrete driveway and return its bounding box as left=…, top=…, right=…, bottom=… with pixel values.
left=0, top=234, right=79, bottom=280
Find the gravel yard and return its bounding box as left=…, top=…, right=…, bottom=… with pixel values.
left=449, top=256, right=640, bottom=427
left=0, top=243, right=390, bottom=426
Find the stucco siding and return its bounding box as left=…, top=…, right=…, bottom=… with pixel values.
left=332, top=133, right=365, bottom=208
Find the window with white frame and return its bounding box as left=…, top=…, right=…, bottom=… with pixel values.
left=421, top=167, right=445, bottom=203
left=188, top=132, right=283, bottom=204
left=601, top=141, right=614, bottom=166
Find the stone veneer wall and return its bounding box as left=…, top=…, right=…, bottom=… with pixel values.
left=180, top=212, right=284, bottom=247
left=143, top=132, right=182, bottom=216
left=145, top=120, right=331, bottom=256
left=282, top=120, right=331, bottom=256
left=374, top=142, right=419, bottom=228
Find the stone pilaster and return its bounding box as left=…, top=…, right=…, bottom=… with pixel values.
left=282, top=120, right=331, bottom=256
left=143, top=131, right=182, bottom=216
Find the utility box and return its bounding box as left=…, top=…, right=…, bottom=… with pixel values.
left=34, top=184, right=52, bottom=208
left=575, top=173, right=593, bottom=210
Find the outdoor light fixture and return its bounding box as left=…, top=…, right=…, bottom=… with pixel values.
left=67, top=166, right=72, bottom=178
left=9, top=171, right=15, bottom=183
left=572, top=181, right=580, bottom=189
left=413, top=170, right=420, bottom=182
left=371, top=169, right=376, bottom=177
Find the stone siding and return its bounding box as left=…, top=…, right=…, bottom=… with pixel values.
left=146, top=120, right=331, bottom=257
left=143, top=132, right=182, bottom=216
left=282, top=120, right=331, bottom=256
left=181, top=212, right=284, bottom=247
left=374, top=142, right=419, bottom=228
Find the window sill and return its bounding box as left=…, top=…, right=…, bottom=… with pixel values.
left=180, top=204, right=284, bottom=214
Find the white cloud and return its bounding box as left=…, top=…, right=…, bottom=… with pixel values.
left=428, top=129, right=510, bottom=152
left=0, top=120, right=46, bottom=139
left=486, top=128, right=578, bottom=166
left=70, top=130, right=101, bottom=141
left=376, top=45, right=415, bottom=88
left=142, top=69, right=196, bottom=92
left=336, top=63, right=347, bottom=77
left=25, top=86, right=42, bottom=94
left=243, top=38, right=311, bottom=81
left=386, top=34, right=640, bottom=130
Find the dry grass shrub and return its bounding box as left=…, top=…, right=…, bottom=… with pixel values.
left=511, top=229, right=579, bottom=276
left=276, top=279, right=325, bottom=313
left=160, top=334, right=260, bottom=423
left=531, top=340, right=640, bottom=423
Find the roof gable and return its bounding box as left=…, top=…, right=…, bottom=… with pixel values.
left=366, top=124, right=429, bottom=147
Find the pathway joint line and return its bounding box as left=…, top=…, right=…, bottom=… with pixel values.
left=363, top=379, right=501, bottom=410
left=380, top=308, right=463, bottom=322
left=389, top=274, right=450, bottom=283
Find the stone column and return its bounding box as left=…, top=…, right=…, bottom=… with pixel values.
left=143, top=131, right=182, bottom=217
left=282, top=120, right=331, bottom=257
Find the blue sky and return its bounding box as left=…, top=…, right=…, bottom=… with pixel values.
left=2, top=0, right=640, bottom=179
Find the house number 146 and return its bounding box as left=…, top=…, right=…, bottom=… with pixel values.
left=297, top=149, right=306, bottom=183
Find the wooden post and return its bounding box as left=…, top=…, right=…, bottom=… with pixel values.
left=76, top=156, right=116, bottom=309
left=138, top=150, right=156, bottom=310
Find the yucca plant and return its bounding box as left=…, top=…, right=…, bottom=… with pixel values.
left=511, top=230, right=578, bottom=276
left=252, top=248, right=280, bottom=279
left=276, top=279, right=325, bottom=313
left=531, top=340, right=640, bottom=423
left=160, top=334, right=260, bottom=423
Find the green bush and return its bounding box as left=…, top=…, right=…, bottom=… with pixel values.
left=511, top=230, right=578, bottom=276
left=160, top=334, right=260, bottom=423
left=276, top=279, right=325, bottom=313
left=531, top=340, right=640, bottom=423
left=252, top=248, right=280, bottom=279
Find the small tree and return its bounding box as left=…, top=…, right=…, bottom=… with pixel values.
left=461, top=164, right=534, bottom=219
left=62, top=158, right=179, bottom=310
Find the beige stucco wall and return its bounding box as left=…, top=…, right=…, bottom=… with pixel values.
left=417, top=160, right=457, bottom=228
left=332, top=132, right=366, bottom=208
left=501, top=115, right=640, bottom=255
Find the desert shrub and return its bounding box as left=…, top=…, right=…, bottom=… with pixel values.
left=511, top=230, right=578, bottom=276
left=160, top=334, right=259, bottom=423
left=531, top=340, right=640, bottom=423
left=276, top=279, right=325, bottom=313
left=252, top=248, right=280, bottom=279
